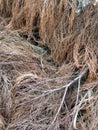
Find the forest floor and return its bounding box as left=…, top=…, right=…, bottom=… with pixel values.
left=0, top=1, right=98, bottom=130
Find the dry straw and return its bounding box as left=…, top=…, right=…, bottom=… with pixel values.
left=0, top=0, right=98, bottom=130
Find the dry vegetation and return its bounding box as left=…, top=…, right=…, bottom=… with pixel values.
left=0, top=0, right=98, bottom=130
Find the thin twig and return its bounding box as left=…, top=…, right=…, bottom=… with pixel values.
left=45, top=68, right=88, bottom=93
left=73, top=91, right=88, bottom=129
left=47, top=68, right=88, bottom=130
left=0, top=61, right=24, bottom=65
left=47, top=85, right=69, bottom=130
left=72, top=77, right=81, bottom=129
left=73, top=87, right=94, bottom=129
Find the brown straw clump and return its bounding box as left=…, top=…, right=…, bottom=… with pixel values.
left=39, top=0, right=76, bottom=63
left=1, top=0, right=77, bottom=62
left=10, top=0, right=43, bottom=39
left=3, top=0, right=97, bottom=71
left=0, top=0, right=98, bottom=130
left=0, top=0, right=13, bottom=17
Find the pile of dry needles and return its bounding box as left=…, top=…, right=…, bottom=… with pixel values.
left=0, top=0, right=98, bottom=130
